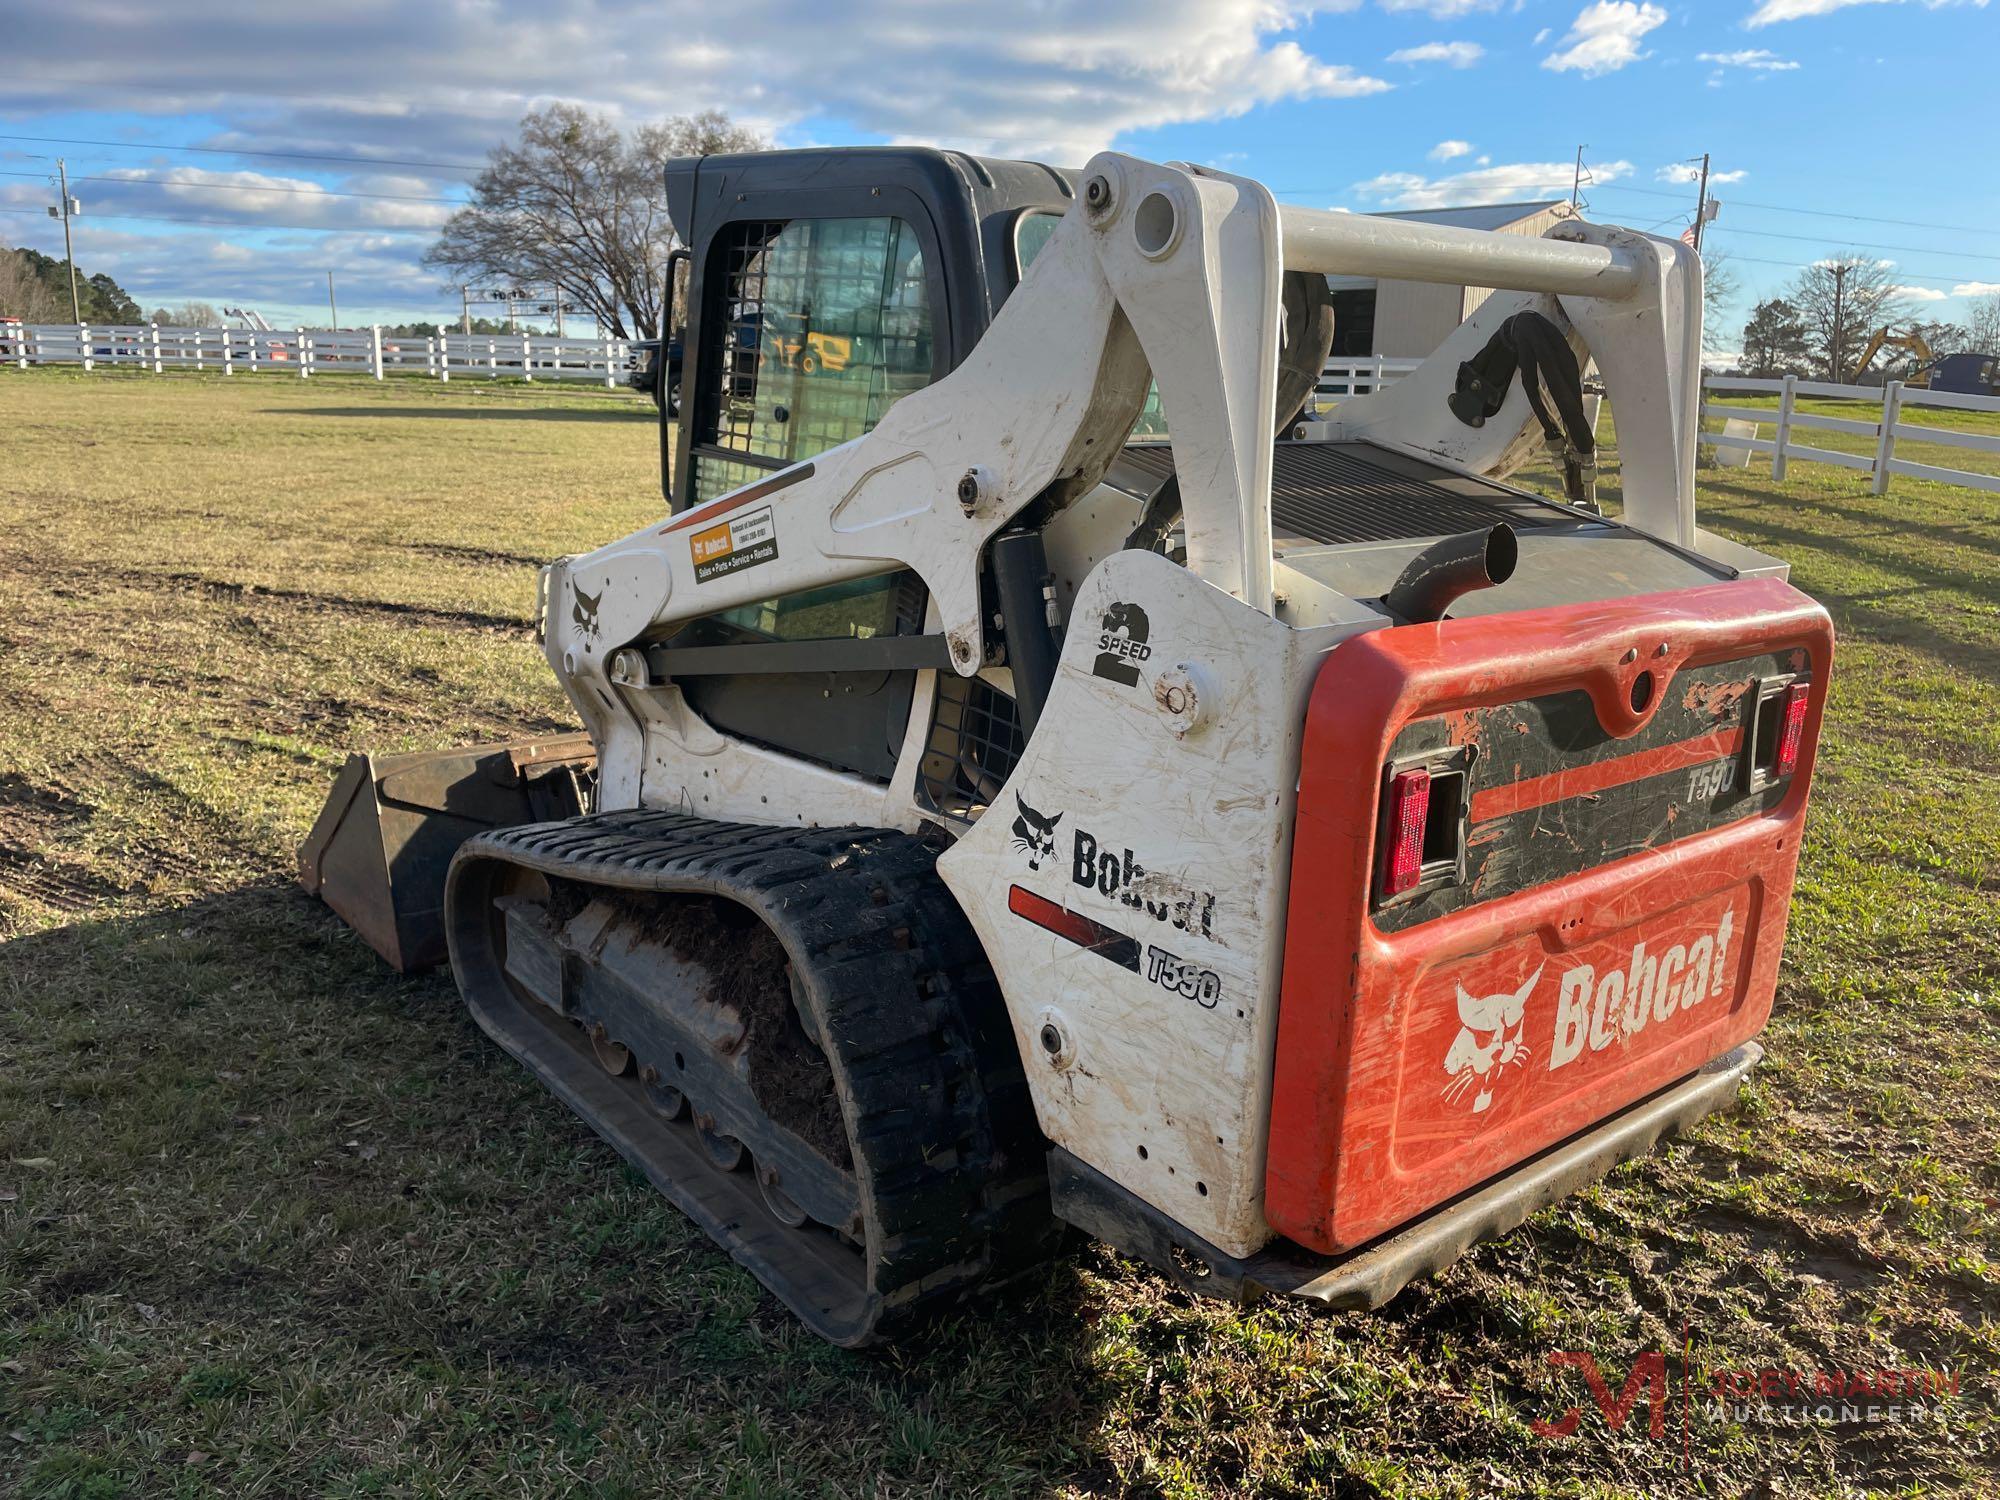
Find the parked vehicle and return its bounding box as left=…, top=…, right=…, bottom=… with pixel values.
left=302, top=145, right=1830, bottom=1347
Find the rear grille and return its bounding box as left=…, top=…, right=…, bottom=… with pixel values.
left=1110, top=441, right=1570, bottom=546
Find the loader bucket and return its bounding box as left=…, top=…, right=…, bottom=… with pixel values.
left=298, top=734, right=595, bottom=972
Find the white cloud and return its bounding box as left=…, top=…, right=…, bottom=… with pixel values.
left=0, top=0, right=1390, bottom=165
left=1952, top=281, right=2000, bottom=297
left=1430, top=139, right=1475, bottom=160
left=1541, top=1, right=1668, bottom=76
left=1353, top=157, right=1633, bottom=208
left=0, top=0, right=1408, bottom=316
left=94, top=166, right=454, bottom=230
left=1388, top=40, right=1485, bottom=64
left=1697, top=47, right=1799, bottom=67
left=1656, top=163, right=1748, bottom=183
left=1533, top=24, right=1553, bottom=39
left=1895, top=286, right=1948, bottom=302
left=1378, top=0, right=1503, bottom=15
left=1747, top=0, right=1986, bottom=26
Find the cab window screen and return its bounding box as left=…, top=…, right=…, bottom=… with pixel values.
left=1015, top=208, right=1167, bottom=440
left=694, top=216, right=933, bottom=501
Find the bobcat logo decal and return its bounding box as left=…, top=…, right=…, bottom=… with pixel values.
left=1443, top=966, right=1540, bottom=1113
left=571, top=581, right=604, bottom=640
left=1011, top=793, right=1063, bottom=872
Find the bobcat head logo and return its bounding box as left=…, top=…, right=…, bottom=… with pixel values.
left=1443, top=965, right=1541, bottom=1114
left=1011, top=793, right=1063, bottom=872
left=571, top=582, right=603, bottom=640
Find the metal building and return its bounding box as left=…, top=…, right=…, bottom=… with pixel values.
left=1327, top=200, right=1574, bottom=360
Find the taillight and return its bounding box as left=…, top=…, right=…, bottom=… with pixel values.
left=1775, top=680, right=1810, bottom=779
left=1382, top=768, right=1431, bottom=897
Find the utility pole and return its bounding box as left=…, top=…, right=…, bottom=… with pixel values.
left=326, top=271, right=338, bottom=329
left=1569, top=145, right=1587, bottom=215
left=54, top=158, right=81, bottom=324
left=460, top=285, right=472, bottom=336
left=1691, top=153, right=1712, bottom=254
left=1830, top=261, right=1849, bottom=384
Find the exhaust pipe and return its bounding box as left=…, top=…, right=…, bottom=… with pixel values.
left=1382, top=524, right=1518, bottom=624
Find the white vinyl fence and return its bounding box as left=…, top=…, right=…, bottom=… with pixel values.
left=0, top=322, right=636, bottom=386
left=1316, top=355, right=1419, bottom=401
left=8, top=325, right=1404, bottom=404
left=1701, top=373, right=2000, bottom=497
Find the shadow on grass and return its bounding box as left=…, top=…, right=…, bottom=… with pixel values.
left=1705, top=482, right=2000, bottom=559
left=0, top=887, right=1123, bottom=1494
left=274, top=405, right=654, bottom=424
left=1700, top=480, right=2000, bottom=688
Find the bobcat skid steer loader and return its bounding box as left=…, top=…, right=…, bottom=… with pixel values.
left=302, top=147, right=1831, bottom=1345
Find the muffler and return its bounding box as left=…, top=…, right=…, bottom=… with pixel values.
left=1382, top=524, right=1518, bottom=624
left=298, top=734, right=595, bottom=972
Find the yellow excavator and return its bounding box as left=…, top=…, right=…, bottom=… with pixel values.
left=1852, top=326, right=1936, bottom=387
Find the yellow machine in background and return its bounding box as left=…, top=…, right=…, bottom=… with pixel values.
left=1853, top=326, right=1936, bottom=386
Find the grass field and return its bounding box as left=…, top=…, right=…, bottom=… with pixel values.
left=1, top=368, right=1995, bottom=1498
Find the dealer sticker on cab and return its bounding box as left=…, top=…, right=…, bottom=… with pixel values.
left=690, top=506, right=778, bottom=583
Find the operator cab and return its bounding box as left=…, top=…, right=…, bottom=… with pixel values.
left=662, top=148, right=1080, bottom=512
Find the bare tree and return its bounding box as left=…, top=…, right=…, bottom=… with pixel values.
left=149, top=300, right=221, bottom=327
left=1788, top=255, right=1911, bottom=383
left=0, top=249, right=67, bottom=322
left=1700, top=251, right=1739, bottom=354
left=426, top=106, right=766, bottom=339
left=1966, top=293, right=2000, bottom=356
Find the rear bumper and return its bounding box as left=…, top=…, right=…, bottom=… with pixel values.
left=1051, top=1040, right=1760, bottom=1308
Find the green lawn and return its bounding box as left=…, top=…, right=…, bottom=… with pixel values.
left=0, top=368, right=1994, bottom=1497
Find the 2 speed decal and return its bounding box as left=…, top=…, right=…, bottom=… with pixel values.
left=690, top=505, right=778, bottom=583
left=1091, top=601, right=1151, bottom=686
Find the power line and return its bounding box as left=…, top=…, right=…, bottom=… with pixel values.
left=1590, top=182, right=2000, bottom=239
left=1701, top=229, right=1999, bottom=287
left=1283, top=180, right=2000, bottom=240
left=1700, top=221, right=2000, bottom=274
left=1707, top=248, right=1995, bottom=292
left=0, top=204, right=438, bottom=236
left=0, top=168, right=460, bottom=205
left=0, top=131, right=483, bottom=175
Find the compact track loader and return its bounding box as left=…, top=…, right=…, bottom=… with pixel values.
left=302, top=147, right=1831, bottom=1345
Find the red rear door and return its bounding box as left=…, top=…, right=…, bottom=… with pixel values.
left=1266, top=576, right=1832, bottom=1255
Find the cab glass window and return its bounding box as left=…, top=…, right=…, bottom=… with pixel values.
left=693, top=216, right=934, bottom=502
left=1014, top=208, right=1168, bottom=440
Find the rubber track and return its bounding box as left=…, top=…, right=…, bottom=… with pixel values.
left=449, top=809, right=1058, bottom=1343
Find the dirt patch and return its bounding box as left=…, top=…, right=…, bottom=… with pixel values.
left=0, top=771, right=95, bottom=842
left=402, top=541, right=550, bottom=569
left=560, top=884, right=852, bottom=1168
left=153, top=571, right=532, bottom=633
left=0, top=772, right=126, bottom=914
left=0, top=547, right=532, bottom=635
left=0, top=842, right=129, bottom=913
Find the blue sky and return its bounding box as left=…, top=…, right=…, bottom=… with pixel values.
left=3, top=0, right=1996, bottom=343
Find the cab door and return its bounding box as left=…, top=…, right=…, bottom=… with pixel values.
left=676, top=187, right=954, bottom=510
